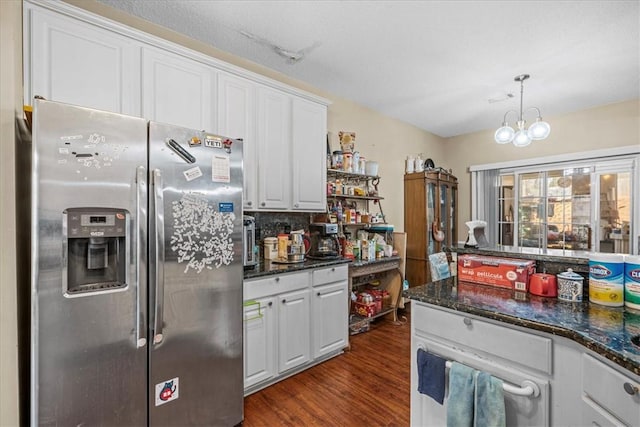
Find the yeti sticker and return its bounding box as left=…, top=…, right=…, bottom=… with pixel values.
left=155, top=377, right=179, bottom=406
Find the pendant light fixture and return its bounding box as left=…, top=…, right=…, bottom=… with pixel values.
left=494, top=74, right=550, bottom=147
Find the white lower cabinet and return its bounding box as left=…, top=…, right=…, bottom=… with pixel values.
left=243, top=297, right=276, bottom=389
left=411, top=302, right=550, bottom=427
left=580, top=353, right=640, bottom=426
left=312, top=267, right=348, bottom=359
left=411, top=301, right=640, bottom=427
left=277, top=289, right=311, bottom=373
left=243, top=265, right=348, bottom=395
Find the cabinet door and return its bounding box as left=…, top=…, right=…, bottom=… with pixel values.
left=25, top=4, right=140, bottom=115
left=277, top=288, right=310, bottom=373
left=312, top=281, right=348, bottom=358
left=256, top=86, right=291, bottom=210
left=243, top=297, right=276, bottom=390
left=142, top=47, right=215, bottom=131
left=291, top=98, right=327, bottom=211
left=218, top=72, right=257, bottom=210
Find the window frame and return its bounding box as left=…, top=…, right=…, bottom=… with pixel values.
left=470, top=147, right=639, bottom=254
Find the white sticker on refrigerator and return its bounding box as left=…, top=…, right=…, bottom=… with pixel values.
left=170, top=192, right=235, bottom=273
left=155, top=377, right=179, bottom=406
left=212, top=154, right=230, bottom=183
left=183, top=166, right=203, bottom=182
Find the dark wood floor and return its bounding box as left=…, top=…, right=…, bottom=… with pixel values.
left=243, top=306, right=411, bottom=427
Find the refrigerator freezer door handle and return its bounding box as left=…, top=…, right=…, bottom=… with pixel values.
left=152, top=169, right=165, bottom=344
left=136, top=166, right=147, bottom=348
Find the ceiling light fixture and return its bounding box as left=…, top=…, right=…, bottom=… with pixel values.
left=494, top=74, right=550, bottom=147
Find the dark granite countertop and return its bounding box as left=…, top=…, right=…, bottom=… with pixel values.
left=243, top=257, right=351, bottom=279
left=448, top=244, right=590, bottom=264
left=404, top=277, right=640, bottom=377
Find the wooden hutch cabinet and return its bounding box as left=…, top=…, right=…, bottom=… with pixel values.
left=404, top=169, right=458, bottom=286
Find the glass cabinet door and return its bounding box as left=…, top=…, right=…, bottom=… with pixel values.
left=450, top=184, right=457, bottom=246
left=440, top=182, right=448, bottom=248
left=427, top=181, right=436, bottom=254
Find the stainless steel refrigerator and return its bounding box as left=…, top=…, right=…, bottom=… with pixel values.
left=29, top=99, right=244, bottom=426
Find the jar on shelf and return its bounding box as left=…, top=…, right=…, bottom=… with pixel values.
left=343, top=152, right=353, bottom=173
left=358, top=156, right=366, bottom=175
left=352, top=151, right=360, bottom=174
left=332, top=150, right=343, bottom=169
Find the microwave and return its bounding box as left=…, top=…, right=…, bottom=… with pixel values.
left=243, top=215, right=257, bottom=268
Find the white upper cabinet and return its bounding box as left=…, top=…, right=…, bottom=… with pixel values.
left=24, top=0, right=330, bottom=212
left=256, top=86, right=292, bottom=210
left=24, top=3, right=140, bottom=115
left=141, top=47, right=216, bottom=131
left=292, top=98, right=327, bottom=211
left=217, top=72, right=257, bottom=210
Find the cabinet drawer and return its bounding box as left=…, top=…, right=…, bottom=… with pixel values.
left=582, top=354, right=640, bottom=426
left=312, top=265, right=348, bottom=286
left=244, top=271, right=310, bottom=300
left=414, top=303, right=552, bottom=375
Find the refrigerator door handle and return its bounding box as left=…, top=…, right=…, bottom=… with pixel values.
left=136, top=166, right=148, bottom=348
left=152, top=169, right=165, bottom=344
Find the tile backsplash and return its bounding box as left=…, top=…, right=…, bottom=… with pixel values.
left=247, top=212, right=315, bottom=241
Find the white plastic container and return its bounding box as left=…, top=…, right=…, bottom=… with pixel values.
left=624, top=254, right=640, bottom=310
left=365, top=161, right=378, bottom=176
left=589, top=253, right=625, bottom=307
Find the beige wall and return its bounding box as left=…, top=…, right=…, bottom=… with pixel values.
left=445, top=99, right=640, bottom=239
left=1, top=1, right=21, bottom=425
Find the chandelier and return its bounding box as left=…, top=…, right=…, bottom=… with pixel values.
left=494, top=74, right=551, bottom=147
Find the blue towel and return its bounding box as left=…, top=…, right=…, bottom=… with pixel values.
left=416, top=348, right=447, bottom=404
left=474, top=371, right=506, bottom=427
left=446, top=362, right=476, bottom=427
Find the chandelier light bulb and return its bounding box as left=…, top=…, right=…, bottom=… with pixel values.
left=527, top=118, right=551, bottom=140
left=494, top=74, right=550, bottom=147
left=494, top=124, right=515, bottom=144
left=513, top=129, right=532, bottom=147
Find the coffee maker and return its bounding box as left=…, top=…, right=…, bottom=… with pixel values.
left=308, top=223, right=341, bottom=259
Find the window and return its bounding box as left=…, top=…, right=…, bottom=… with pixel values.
left=471, top=149, right=639, bottom=254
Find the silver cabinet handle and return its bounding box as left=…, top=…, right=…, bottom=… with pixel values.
left=135, top=166, right=147, bottom=348
left=463, top=317, right=472, bottom=326
left=152, top=169, right=165, bottom=345
left=623, top=382, right=638, bottom=395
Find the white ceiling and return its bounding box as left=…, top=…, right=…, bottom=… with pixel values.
left=95, top=0, right=640, bottom=138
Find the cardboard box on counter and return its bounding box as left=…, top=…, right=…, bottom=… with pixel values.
left=457, top=254, right=535, bottom=291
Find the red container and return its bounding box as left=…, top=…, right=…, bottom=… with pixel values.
left=457, top=254, right=536, bottom=291
left=353, top=301, right=377, bottom=318
left=529, top=273, right=558, bottom=297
